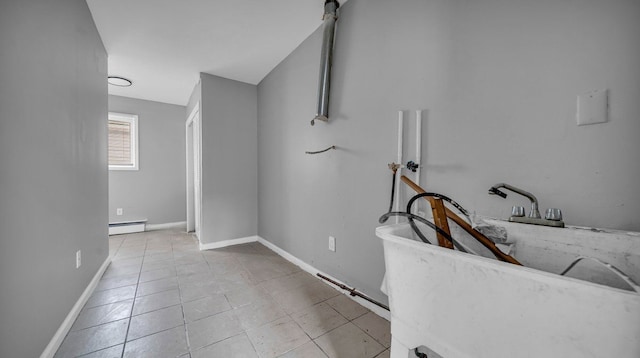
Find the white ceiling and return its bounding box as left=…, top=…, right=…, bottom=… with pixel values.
left=87, top=0, right=339, bottom=106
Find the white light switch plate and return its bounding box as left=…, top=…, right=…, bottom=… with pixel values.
left=577, top=89, right=608, bottom=126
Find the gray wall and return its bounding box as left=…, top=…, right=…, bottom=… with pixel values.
left=431, top=0, right=640, bottom=231
left=0, top=1, right=108, bottom=356
left=199, top=73, right=258, bottom=244
left=108, top=95, right=186, bottom=225
left=257, top=0, right=640, bottom=304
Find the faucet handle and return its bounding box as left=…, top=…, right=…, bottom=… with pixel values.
left=511, top=206, right=525, bottom=217
left=545, top=208, right=563, bottom=221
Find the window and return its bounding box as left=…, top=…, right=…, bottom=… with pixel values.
left=108, top=112, right=138, bottom=170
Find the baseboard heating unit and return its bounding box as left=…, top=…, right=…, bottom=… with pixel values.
left=108, top=219, right=147, bottom=235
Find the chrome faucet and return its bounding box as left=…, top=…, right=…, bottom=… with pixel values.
left=488, top=183, right=541, bottom=218
left=488, top=183, right=564, bottom=228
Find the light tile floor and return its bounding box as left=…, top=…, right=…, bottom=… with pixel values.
left=54, top=230, right=391, bottom=358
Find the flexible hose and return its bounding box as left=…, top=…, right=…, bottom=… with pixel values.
left=405, top=191, right=472, bottom=252
left=381, top=169, right=468, bottom=251
left=379, top=211, right=468, bottom=252
left=305, top=145, right=336, bottom=155
left=388, top=172, right=396, bottom=214
left=407, top=217, right=432, bottom=245
left=406, top=192, right=471, bottom=222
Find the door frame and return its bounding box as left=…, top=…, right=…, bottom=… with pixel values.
left=185, top=103, right=202, bottom=240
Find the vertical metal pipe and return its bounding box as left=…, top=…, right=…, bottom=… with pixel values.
left=312, top=0, right=339, bottom=126
left=415, top=110, right=422, bottom=213
left=415, top=110, right=422, bottom=183
left=395, top=111, right=404, bottom=224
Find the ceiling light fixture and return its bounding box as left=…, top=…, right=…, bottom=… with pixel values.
left=108, top=76, right=133, bottom=87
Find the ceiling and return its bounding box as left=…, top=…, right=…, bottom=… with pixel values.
left=87, top=0, right=340, bottom=106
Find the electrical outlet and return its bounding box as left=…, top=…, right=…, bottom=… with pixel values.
left=76, top=250, right=81, bottom=268
left=328, top=236, right=336, bottom=252
left=116, top=208, right=123, bottom=216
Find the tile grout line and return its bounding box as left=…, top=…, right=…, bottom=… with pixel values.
left=179, top=239, right=194, bottom=357
left=250, top=266, right=340, bottom=358
left=283, top=312, right=325, bottom=358
left=187, top=250, right=239, bottom=356
left=174, top=231, right=208, bottom=357
left=271, top=288, right=379, bottom=357
left=118, top=236, right=148, bottom=358
left=225, top=242, right=371, bottom=357
left=73, top=233, right=183, bottom=356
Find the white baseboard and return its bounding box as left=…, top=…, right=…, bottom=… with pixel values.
left=256, top=237, right=391, bottom=321
left=199, top=235, right=259, bottom=251
left=40, top=255, right=112, bottom=358
left=146, top=221, right=187, bottom=232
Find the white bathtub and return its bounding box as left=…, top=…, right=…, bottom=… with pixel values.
left=376, top=222, right=640, bottom=358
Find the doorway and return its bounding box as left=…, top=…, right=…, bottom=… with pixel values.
left=186, top=104, right=201, bottom=240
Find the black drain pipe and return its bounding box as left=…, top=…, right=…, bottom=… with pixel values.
left=311, top=0, right=340, bottom=126
left=317, top=273, right=390, bottom=311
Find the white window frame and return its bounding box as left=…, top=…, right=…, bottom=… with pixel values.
left=108, top=112, right=139, bottom=171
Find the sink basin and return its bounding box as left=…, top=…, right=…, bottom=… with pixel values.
left=376, top=222, right=640, bottom=358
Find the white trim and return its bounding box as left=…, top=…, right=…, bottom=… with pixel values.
left=185, top=103, right=202, bottom=240
left=186, top=107, right=194, bottom=234
left=109, top=219, right=148, bottom=225
left=40, top=256, right=112, bottom=358
left=185, top=102, right=199, bottom=127
left=146, top=221, right=187, bottom=231
left=108, top=112, right=139, bottom=171
left=199, top=235, right=259, bottom=251
left=108, top=222, right=145, bottom=235
left=256, top=236, right=391, bottom=321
